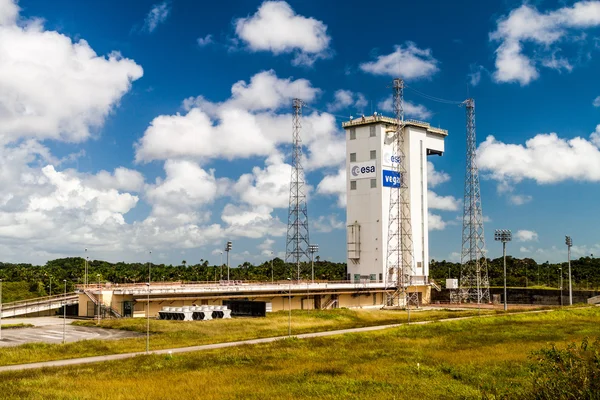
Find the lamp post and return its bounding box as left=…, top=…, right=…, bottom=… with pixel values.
left=565, top=236, right=573, bottom=305
left=225, top=241, right=232, bottom=282
left=63, top=279, right=67, bottom=344
left=148, top=250, right=152, bottom=285
left=559, top=267, right=563, bottom=306
left=49, top=275, right=52, bottom=297
left=220, top=251, right=223, bottom=281
left=96, top=274, right=100, bottom=324
left=0, top=278, right=3, bottom=341
left=494, top=229, right=512, bottom=312
left=308, top=244, right=318, bottom=283
left=84, top=248, right=88, bottom=288
left=287, top=277, right=291, bottom=337
left=270, top=251, right=274, bottom=283
left=146, top=282, right=150, bottom=354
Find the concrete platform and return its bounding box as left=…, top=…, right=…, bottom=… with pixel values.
left=0, top=317, right=141, bottom=347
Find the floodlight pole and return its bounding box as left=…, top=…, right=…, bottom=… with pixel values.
left=225, top=241, right=232, bottom=282
left=308, top=244, right=318, bottom=284
left=566, top=236, right=573, bottom=305
left=559, top=268, right=563, bottom=306
left=84, top=248, right=88, bottom=288
left=220, top=251, right=223, bottom=281
left=495, top=230, right=512, bottom=312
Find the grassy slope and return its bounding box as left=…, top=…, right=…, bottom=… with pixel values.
left=0, top=307, right=597, bottom=399
left=0, top=308, right=506, bottom=367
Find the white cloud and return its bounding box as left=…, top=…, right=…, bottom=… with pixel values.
left=359, top=42, right=439, bottom=80
left=221, top=204, right=286, bottom=239
left=428, top=191, right=460, bottom=211
left=234, top=1, right=331, bottom=66
left=509, top=194, right=533, bottom=205
left=428, top=213, right=446, bottom=231
left=142, top=1, right=171, bottom=33
left=135, top=70, right=322, bottom=163
left=427, top=161, right=450, bottom=188
left=477, top=126, right=600, bottom=187
left=234, top=153, right=291, bottom=209
left=377, top=97, right=432, bottom=120
left=468, top=64, right=487, bottom=86
left=316, top=168, right=346, bottom=207
left=0, top=5, right=143, bottom=144
left=490, top=2, right=600, bottom=85
left=327, top=90, right=368, bottom=113
left=593, top=96, right=600, bottom=107
left=197, top=34, right=213, bottom=47
left=516, top=230, right=538, bottom=242
left=312, top=214, right=344, bottom=233
left=0, top=0, right=18, bottom=25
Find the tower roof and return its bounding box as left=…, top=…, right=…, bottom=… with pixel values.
left=342, top=115, right=448, bottom=136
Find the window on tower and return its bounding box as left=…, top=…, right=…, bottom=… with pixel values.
left=370, top=178, right=376, bottom=188
left=370, top=150, right=376, bottom=160
left=350, top=180, right=357, bottom=190
left=350, top=128, right=356, bottom=140
left=350, top=153, right=356, bottom=162
left=370, top=125, right=376, bottom=137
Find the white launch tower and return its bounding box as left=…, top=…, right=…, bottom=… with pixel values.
left=343, top=115, right=448, bottom=288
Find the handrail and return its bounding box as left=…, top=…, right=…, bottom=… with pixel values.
left=2, top=292, right=78, bottom=309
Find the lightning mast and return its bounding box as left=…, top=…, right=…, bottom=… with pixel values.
left=285, top=98, right=310, bottom=281
left=386, top=78, right=415, bottom=305
left=458, top=98, right=490, bottom=303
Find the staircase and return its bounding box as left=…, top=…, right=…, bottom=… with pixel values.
left=430, top=279, right=442, bottom=292
left=321, top=296, right=338, bottom=310
left=84, top=290, right=122, bottom=318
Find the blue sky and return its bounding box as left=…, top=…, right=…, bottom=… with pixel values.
left=1, top=0, right=600, bottom=265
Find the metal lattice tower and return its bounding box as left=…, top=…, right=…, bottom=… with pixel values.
left=385, top=78, right=415, bottom=304
left=285, top=98, right=310, bottom=281
left=458, top=98, right=490, bottom=303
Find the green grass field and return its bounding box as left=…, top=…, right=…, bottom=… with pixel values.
left=0, top=307, right=597, bottom=399
left=0, top=307, right=508, bottom=367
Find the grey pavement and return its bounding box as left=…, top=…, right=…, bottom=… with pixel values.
left=0, top=317, right=141, bottom=347
left=0, top=308, right=557, bottom=373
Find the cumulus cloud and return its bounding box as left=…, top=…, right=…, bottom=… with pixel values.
left=135, top=70, right=347, bottom=169
left=234, top=153, right=291, bottom=209
left=316, top=168, right=346, bottom=207
left=234, top=1, right=331, bottom=66
left=468, top=64, right=488, bottom=86
left=359, top=42, right=439, bottom=79
left=377, top=97, right=432, bottom=120
left=477, top=126, right=600, bottom=186
left=593, top=96, right=600, bottom=107
left=327, top=90, right=368, bottom=113
left=490, top=1, right=600, bottom=85
left=0, top=4, right=143, bottom=144
left=197, top=34, right=213, bottom=47
left=428, top=161, right=450, bottom=188
left=312, top=214, right=344, bottom=233
left=428, top=191, right=460, bottom=211
left=142, top=1, right=171, bottom=33
left=428, top=213, right=446, bottom=231
left=516, top=230, right=538, bottom=242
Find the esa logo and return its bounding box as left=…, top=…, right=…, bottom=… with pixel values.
left=383, top=152, right=401, bottom=165
left=351, top=165, right=376, bottom=177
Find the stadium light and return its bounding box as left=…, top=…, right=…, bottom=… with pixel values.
left=225, top=241, right=232, bottom=282
left=494, top=229, right=512, bottom=312
left=308, top=244, right=319, bottom=283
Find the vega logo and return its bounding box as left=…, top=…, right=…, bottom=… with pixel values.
left=382, top=170, right=403, bottom=188
left=349, top=161, right=376, bottom=179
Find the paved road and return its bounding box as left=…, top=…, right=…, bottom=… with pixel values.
left=0, top=318, right=141, bottom=347
left=0, top=309, right=556, bottom=373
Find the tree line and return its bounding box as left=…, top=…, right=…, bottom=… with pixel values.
left=0, top=254, right=598, bottom=302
